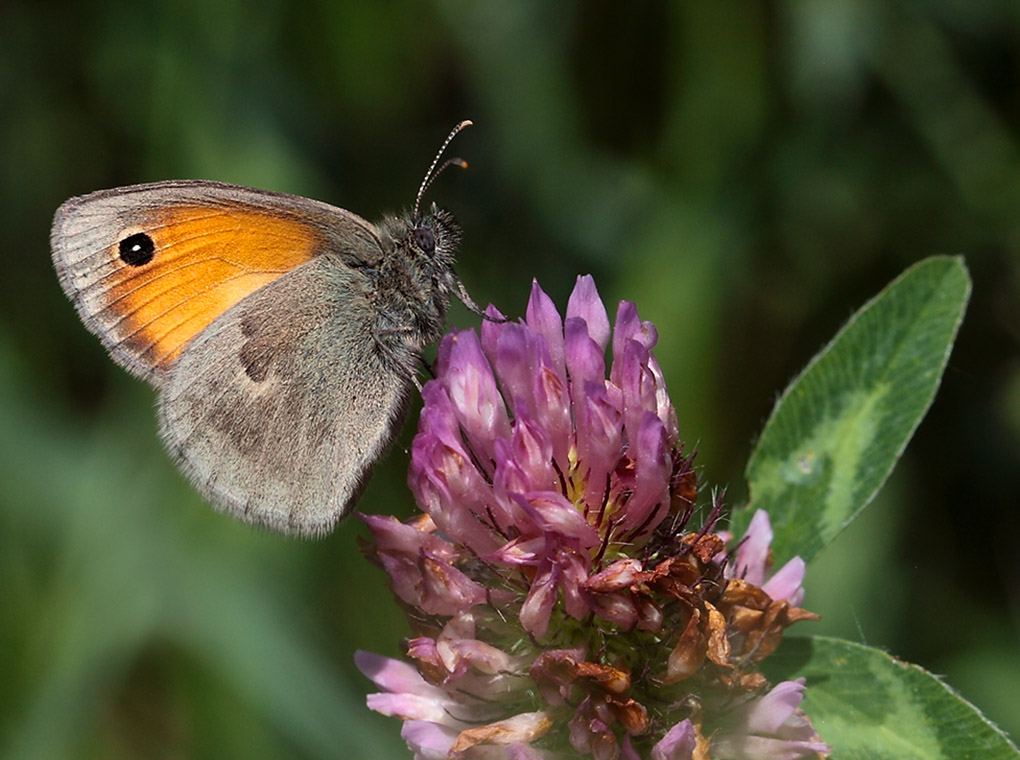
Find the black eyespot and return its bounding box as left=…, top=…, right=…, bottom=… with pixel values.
left=412, top=226, right=435, bottom=254
left=119, top=232, right=155, bottom=266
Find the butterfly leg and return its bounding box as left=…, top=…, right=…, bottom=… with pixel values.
left=452, top=276, right=509, bottom=324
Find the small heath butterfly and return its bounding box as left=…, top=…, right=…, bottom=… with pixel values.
left=51, top=121, right=483, bottom=537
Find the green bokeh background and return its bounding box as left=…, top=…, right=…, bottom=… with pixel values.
left=2, top=2, right=1018, bottom=757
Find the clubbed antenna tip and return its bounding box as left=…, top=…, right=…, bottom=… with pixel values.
left=413, top=120, right=473, bottom=218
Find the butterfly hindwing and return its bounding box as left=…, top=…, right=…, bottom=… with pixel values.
left=158, top=254, right=417, bottom=536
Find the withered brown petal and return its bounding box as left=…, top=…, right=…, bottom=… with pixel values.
left=574, top=661, right=632, bottom=695
left=449, top=712, right=554, bottom=755
left=664, top=607, right=706, bottom=684
left=609, top=696, right=650, bottom=735
left=705, top=602, right=732, bottom=666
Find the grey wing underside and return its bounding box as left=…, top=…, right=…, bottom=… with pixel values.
left=158, top=255, right=414, bottom=537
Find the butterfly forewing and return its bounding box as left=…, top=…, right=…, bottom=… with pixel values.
left=50, top=180, right=380, bottom=383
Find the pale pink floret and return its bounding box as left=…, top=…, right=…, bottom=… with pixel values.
left=710, top=679, right=831, bottom=760
left=401, top=720, right=460, bottom=760
left=440, top=328, right=511, bottom=467
left=650, top=719, right=697, bottom=760
left=566, top=274, right=611, bottom=350
left=525, top=280, right=566, bottom=374
left=729, top=509, right=807, bottom=606
left=356, top=651, right=468, bottom=724
left=361, top=513, right=486, bottom=616
left=763, top=557, right=807, bottom=608
left=732, top=509, right=773, bottom=587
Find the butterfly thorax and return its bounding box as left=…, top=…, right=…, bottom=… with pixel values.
left=372, top=206, right=462, bottom=347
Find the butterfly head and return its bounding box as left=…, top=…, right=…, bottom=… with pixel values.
left=407, top=201, right=461, bottom=271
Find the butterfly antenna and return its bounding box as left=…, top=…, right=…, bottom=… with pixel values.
left=413, top=119, right=473, bottom=218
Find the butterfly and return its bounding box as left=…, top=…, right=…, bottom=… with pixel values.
left=51, top=121, right=483, bottom=537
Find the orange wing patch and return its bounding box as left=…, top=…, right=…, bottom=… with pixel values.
left=96, top=206, right=321, bottom=370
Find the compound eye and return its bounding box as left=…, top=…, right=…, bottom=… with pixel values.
left=412, top=226, right=435, bottom=254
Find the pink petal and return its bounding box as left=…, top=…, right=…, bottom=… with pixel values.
left=650, top=718, right=696, bottom=760
left=732, top=509, right=773, bottom=586
left=529, top=358, right=573, bottom=474
left=445, top=638, right=517, bottom=676
left=566, top=274, right=611, bottom=351
left=526, top=279, right=565, bottom=377
left=612, top=300, right=658, bottom=355
left=493, top=438, right=536, bottom=503
left=619, top=412, right=671, bottom=536
left=743, top=680, right=806, bottom=735
left=355, top=651, right=441, bottom=697
left=479, top=303, right=508, bottom=365
left=569, top=712, right=618, bottom=760
left=441, top=329, right=512, bottom=465
left=712, top=679, right=831, bottom=758
left=566, top=317, right=608, bottom=413
left=619, top=341, right=659, bottom=449
left=646, top=353, right=679, bottom=444
left=509, top=413, right=556, bottom=492
left=366, top=692, right=451, bottom=722
left=491, top=322, right=535, bottom=418
left=410, top=383, right=500, bottom=553
left=439, top=611, right=478, bottom=641
left=610, top=302, right=640, bottom=387
left=487, top=535, right=546, bottom=566
left=763, top=557, right=806, bottom=606
left=556, top=547, right=591, bottom=620
left=407, top=637, right=444, bottom=674
left=376, top=551, right=425, bottom=608
left=420, top=550, right=487, bottom=616
left=516, top=492, right=601, bottom=548
left=401, top=720, right=459, bottom=759
left=578, top=382, right=624, bottom=510
left=520, top=568, right=558, bottom=638
left=360, top=513, right=455, bottom=560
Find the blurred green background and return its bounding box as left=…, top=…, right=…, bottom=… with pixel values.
left=2, top=1, right=1018, bottom=757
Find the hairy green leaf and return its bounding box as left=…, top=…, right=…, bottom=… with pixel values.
left=740, top=256, right=971, bottom=563
left=765, top=637, right=1019, bottom=760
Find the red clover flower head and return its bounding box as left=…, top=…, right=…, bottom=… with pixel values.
left=358, top=276, right=829, bottom=759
